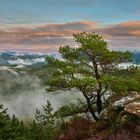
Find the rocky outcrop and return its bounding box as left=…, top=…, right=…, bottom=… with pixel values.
left=98, top=93, right=140, bottom=140
left=60, top=94, right=140, bottom=140
left=112, top=94, right=140, bottom=110
left=112, top=93, right=140, bottom=118
left=100, top=93, right=140, bottom=119
left=124, top=101, right=140, bottom=117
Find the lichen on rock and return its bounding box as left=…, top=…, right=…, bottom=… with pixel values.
left=124, top=101, right=140, bottom=117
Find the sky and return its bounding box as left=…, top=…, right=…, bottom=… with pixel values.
left=0, top=0, right=140, bottom=52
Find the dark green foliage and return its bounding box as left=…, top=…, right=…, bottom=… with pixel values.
left=34, top=101, right=56, bottom=140
left=0, top=102, right=56, bottom=140
left=0, top=105, right=26, bottom=140
left=109, top=66, right=140, bottom=93
left=45, top=32, right=131, bottom=120
left=54, top=100, right=86, bottom=118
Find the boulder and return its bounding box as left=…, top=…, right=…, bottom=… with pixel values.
left=99, top=108, right=109, bottom=120
left=124, top=101, right=140, bottom=117
left=112, top=94, right=140, bottom=110
left=100, top=94, right=140, bottom=119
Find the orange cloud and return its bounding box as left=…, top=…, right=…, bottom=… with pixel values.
left=0, top=21, right=98, bottom=52
left=119, top=21, right=140, bottom=28
left=129, top=30, right=140, bottom=36
left=1, top=20, right=140, bottom=52
left=98, top=21, right=140, bottom=36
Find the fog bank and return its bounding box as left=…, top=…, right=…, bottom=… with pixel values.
left=0, top=69, right=83, bottom=119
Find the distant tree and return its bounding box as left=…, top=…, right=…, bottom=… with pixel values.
left=34, top=101, right=55, bottom=140
left=45, top=32, right=131, bottom=121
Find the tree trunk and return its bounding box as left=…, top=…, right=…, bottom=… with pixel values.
left=92, top=60, right=103, bottom=114
left=96, top=92, right=102, bottom=114
left=87, top=99, right=98, bottom=121
left=82, top=92, right=98, bottom=121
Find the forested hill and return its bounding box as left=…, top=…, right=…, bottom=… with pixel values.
left=0, top=51, right=140, bottom=67
left=0, top=51, right=60, bottom=68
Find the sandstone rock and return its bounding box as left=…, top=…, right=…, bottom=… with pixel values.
left=100, top=94, right=140, bottom=120
left=99, top=108, right=109, bottom=120
left=124, top=101, right=140, bottom=117
left=112, top=94, right=140, bottom=110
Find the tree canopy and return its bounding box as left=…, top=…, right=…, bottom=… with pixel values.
left=45, top=32, right=131, bottom=121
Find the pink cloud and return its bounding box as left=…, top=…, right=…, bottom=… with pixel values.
left=0, top=20, right=140, bottom=52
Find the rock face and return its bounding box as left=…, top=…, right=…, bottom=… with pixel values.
left=112, top=93, right=140, bottom=118
left=61, top=94, right=140, bottom=140
left=100, top=94, right=140, bottom=119
left=112, top=94, right=140, bottom=110
left=124, top=101, right=140, bottom=117
left=96, top=94, right=140, bottom=140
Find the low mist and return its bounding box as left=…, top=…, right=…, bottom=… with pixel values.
left=0, top=69, right=84, bottom=119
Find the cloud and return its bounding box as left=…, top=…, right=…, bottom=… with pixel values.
left=98, top=21, right=140, bottom=36
left=0, top=20, right=140, bottom=52
left=37, top=21, right=98, bottom=32
left=107, top=36, right=140, bottom=51
left=0, top=21, right=98, bottom=52
left=95, top=21, right=140, bottom=51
